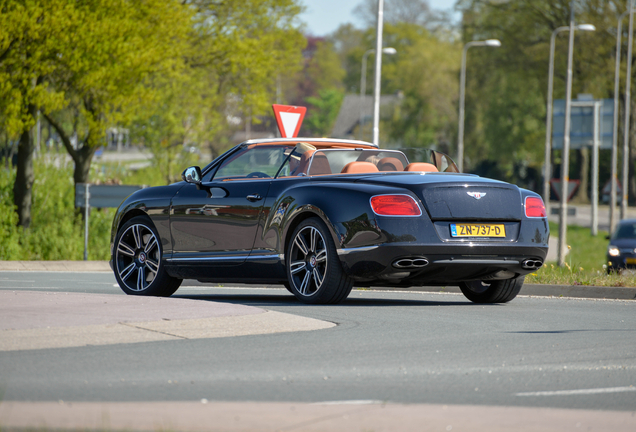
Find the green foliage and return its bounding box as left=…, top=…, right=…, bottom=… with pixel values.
left=0, top=0, right=69, bottom=136
left=332, top=22, right=460, bottom=149
left=0, top=160, right=112, bottom=260
left=306, top=40, right=346, bottom=92
left=383, top=23, right=460, bottom=150
left=0, top=164, right=20, bottom=258
left=458, top=0, right=626, bottom=191
left=131, top=0, right=306, bottom=164
left=304, top=89, right=344, bottom=137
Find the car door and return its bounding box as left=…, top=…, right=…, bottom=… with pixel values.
left=169, top=145, right=290, bottom=264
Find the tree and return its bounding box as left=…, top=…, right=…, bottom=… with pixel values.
left=0, top=0, right=193, bottom=225
left=380, top=23, right=460, bottom=150
left=289, top=38, right=346, bottom=137
left=304, top=89, right=345, bottom=136
left=458, top=0, right=628, bottom=194
left=353, top=0, right=455, bottom=35
left=0, top=0, right=70, bottom=227
left=180, top=0, right=305, bottom=158
left=43, top=0, right=193, bottom=188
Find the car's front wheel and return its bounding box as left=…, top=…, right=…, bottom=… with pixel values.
left=459, top=276, right=524, bottom=303
left=113, top=215, right=182, bottom=297
left=286, top=217, right=353, bottom=304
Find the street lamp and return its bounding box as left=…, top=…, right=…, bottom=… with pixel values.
left=611, top=7, right=636, bottom=233
left=457, top=39, right=501, bottom=173
left=622, top=2, right=636, bottom=224
left=543, top=24, right=596, bottom=215
left=360, top=47, right=397, bottom=141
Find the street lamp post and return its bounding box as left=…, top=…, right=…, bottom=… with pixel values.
left=372, top=0, right=385, bottom=147
left=611, top=9, right=635, bottom=233
left=543, top=24, right=595, bottom=215
left=557, top=2, right=576, bottom=267
left=360, top=47, right=397, bottom=141
left=458, top=39, right=501, bottom=173
left=622, top=0, right=635, bottom=222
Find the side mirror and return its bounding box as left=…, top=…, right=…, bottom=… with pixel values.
left=182, top=166, right=202, bottom=184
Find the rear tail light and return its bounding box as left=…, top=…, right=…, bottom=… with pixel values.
left=525, top=196, right=546, bottom=218
left=370, top=195, right=422, bottom=216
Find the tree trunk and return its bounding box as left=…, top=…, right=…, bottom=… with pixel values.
left=43, top=113, right=96, bottom=186
left=571, top=147, right=590, bottom=204
left=73, top=144, right=97, bottom=185
left=13, top=113, right=36, bottom=228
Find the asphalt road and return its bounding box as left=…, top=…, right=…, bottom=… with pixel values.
left=1, top=271, right=635, bottom=431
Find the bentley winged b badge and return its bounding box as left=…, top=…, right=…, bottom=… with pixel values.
left=467, top=192, right=486, bottom=200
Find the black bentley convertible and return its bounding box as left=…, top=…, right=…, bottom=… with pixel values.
left=110, top=138, right=549, bottom=304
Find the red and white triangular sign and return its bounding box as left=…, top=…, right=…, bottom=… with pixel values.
left=272, top=104, right=306, bottom=138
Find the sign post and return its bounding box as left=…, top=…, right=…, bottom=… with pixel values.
left=272, top=104, right=306, bottom=138
left=75, top=184, right=146, bottom=260
left=553, top=97, right=606, bottom=236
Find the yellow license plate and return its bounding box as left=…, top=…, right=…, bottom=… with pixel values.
left=450, top=223, right=506, bottom=238
left=626, top=258, right=636, bottom=264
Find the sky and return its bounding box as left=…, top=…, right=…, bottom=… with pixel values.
left=299, top=0, right=459, bottom=36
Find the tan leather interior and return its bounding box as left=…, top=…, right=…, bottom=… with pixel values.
left=404, top=162, right=438, bottom=172
left=341, top=161, right=380, bottom=174
left=308, top=154, right=332, bottom=175
left=377, top=157, right=404, bottom=172
left=294, top=150, right=315, bottom=175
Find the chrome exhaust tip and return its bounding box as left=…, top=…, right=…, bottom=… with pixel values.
left=522, top=259, right=543, bottom=270
left=393, top=257, right=429, bottom=269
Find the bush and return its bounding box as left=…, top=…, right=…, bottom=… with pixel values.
left=0, top=158, right=113, bottom=260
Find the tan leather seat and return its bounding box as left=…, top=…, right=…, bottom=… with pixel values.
left=308, top=154, right=332, bottom=175
left=341, top=161, right=379, bottom=174
left=404, top=162, right=438, bottom=172
left=377, top=157, right=404, bottom=172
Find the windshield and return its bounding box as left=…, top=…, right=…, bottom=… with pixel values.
left=613, top=223, right=636, bottom=240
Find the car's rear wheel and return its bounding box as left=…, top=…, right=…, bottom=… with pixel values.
left=113, top=215, right=182, bottom=297
left=459, top=276, right=524, bottom=303
left=286, top=217, right=353, bottom=304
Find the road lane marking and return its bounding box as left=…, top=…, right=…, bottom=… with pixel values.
left=313, top=400, right=384, bottom=405
left=516, top=386, right=636, bottom=397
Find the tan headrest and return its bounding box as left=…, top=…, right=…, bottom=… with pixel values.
left=405, top=162, right=438, bottom=172
left=341, top=161, right=380, bottom=174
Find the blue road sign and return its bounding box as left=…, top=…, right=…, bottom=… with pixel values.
left=552, top=99, right=613, bottom=150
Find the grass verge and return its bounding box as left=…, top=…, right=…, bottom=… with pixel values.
left=526, top=222, right=636, bottom=287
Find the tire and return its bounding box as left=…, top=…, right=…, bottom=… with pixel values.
left=459, top=276, right=524, bottom=304
left=113, top=215, right=182, bottom=297
left=286, top=217, right=353, bottom=304
left=282, top=281, right=294, bottom=293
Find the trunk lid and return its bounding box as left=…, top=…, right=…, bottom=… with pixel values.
left=356, top=173, right=523, bottom=220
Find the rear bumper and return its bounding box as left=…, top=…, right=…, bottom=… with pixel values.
left=338, top=243, right=548, bottom=285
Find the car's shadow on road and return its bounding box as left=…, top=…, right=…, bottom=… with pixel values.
left=173, top=290, right=480, bottom=308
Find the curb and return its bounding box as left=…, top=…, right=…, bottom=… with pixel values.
left=383, top=285, right=636, bottom=301
left=0, top=260, right=111, bottom=272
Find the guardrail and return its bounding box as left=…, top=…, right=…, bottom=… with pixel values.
left=75, top=183, right=146, bottom=260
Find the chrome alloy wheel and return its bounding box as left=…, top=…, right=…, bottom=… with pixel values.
left=115, top=223, right=160, bottom=292
left=289, top=225, right=328, bottom=296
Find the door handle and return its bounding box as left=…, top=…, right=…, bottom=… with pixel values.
left=246, top=194, right=262, bottom=202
